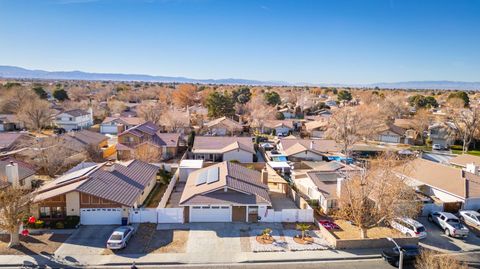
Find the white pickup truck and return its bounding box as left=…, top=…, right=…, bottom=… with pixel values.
left=428, top=211, right=469, bottom=238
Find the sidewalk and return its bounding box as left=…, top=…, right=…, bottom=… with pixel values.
left=0, top=249, right=383, bottom=268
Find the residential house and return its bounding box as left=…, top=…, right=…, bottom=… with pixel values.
left=278, top=107, right=296, bottom=119
left=428, top=122, right=454, bottom=148
left=449, top=154, right=480, bottom=169
left=0, top=132, right=33, bottom=152
left=100, top=116, right=145, bottom=134
left=0, top=114, right=24, bottom=132
left=117, top=121, right=181, bottom=161
left=63, top=130, right=109, bottom=159
left=32, top=160, right=159, bottom=225
left=191, top=136, right=255, bottom=163
left=292, top=161, right=362, bottom=213
left=259, top=120, right=295, bottom=136
left=0, top=157, right=36, bottom=190
left=54, top=109, right=93, bottom=131
left=396, top=158, right=480, bottom=212
left=179, top=161, right=271, bottom=222
left=278, top=138, right=341, bottom=161
left=376, top=124, right=407, bottom=144
left=303, top=120, right=329, bottom=138
left=203, top=117, right=243, bottom=136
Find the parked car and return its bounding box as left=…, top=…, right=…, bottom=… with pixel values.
left=428, top=211, right=469, bottom=238
left=382, top=245, right=420, bottom=267
left=260, top=143, right=275, bottom=150
left=106, top=226, right=135, bottom=250
left=318, top=220, right=340, bottom=230
left=390, top=217, right=427, bottom=239
left=432, top=144, right=442, bottom=150
left=459, top=210, right=480, bottom=226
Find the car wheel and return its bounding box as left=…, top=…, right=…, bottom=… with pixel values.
left=428, top=216, right=433, bottom=222
left=460, top=216, right=464, bottom=222
left=445, top=229, right=450, bottom=237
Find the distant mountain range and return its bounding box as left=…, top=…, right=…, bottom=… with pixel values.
left=1, top=65, right=479, bottom=90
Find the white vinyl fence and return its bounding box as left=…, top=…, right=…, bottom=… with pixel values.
left=157, top=208, right=184, bottom=223
left=259, top=207, right=314, bottom=223
left=129, top=208, right=157, bottom=223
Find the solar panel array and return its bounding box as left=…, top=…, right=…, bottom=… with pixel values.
left=195, top=167, right=219, bottom=186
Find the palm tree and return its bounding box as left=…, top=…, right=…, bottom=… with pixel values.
left=296, top=223, right=311, bottom=240
left=261, top=228, right=272, bottom=240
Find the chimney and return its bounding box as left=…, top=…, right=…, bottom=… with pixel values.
left=336, top=176, right=344, bottom=197
left=261, top=167, right=269, bottom=185
left=103, top=160, right=115, bottom=172
left=310, top=141, right=314, bottom=150
left=465, top=163, right=479, bottom=175
left=6, top=161, right=20, bottom=188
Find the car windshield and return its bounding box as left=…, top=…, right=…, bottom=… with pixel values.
left=109, top=234, right=122, bottom=241
left=416, top=226, right=426, bottom=233
left=446, top=219, right=460, bottom=224
left=451, top=223, right=464, bottom=229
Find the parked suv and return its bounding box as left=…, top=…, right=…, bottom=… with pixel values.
left=428, top=212, right=469, bottom=238
left=390, top=217, right=427, bottom=239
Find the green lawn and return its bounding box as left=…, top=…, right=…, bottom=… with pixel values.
left=452, top=150, right=480, bottom=156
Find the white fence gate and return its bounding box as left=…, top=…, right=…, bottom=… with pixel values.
left=129, top=208, right=158, bottom=223
left=259, top=208, right=314, bottom=223
left=157, top=208, right=184, bottom=223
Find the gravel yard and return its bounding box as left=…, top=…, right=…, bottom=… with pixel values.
left=249, top=229, right=287, bottom=252
left=103, top=224, right=189, bottom=255
left=0, top=232, right=71, bottom=255
left=283, top=230, right=330, bottom=251
left=330, top=220, right=404, bottom=239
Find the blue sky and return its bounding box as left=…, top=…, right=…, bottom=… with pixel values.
left=0, top=0, right=479, bottom=84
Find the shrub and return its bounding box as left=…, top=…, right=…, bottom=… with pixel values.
left=34, top=220, right=45, bottom=229
left=55, top=221, right=65, bottom=229
left=64, top=216, right=80, bottom=229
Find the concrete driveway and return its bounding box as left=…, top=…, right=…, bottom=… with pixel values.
left=418, top=217, right=480, bottom=252
left=55, top=225, right=116, bottom=257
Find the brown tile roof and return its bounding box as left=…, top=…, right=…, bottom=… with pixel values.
left=205, top=117, right=242, bottom=129
left=263, top=120, right=294, bottom=129
left=192, top=136, right=254, bottom=154
left=396, top=158, right=467, bottom=198
left=34, top=160, right=159, bottom=206
left=102, top=116, right=145, bottom=126
left=61, top=109, right=90, bottom=117
left=118, top=121, right=181, bottom=149
left=449, top=154, right=480, bottom=168
left=179, top=161, right=271, bottom=206
left=307, top=171, right=341, bottom=199
left=0, top=132, right=30, bottom=151
left=280, top=138, right=340, bottom=156
left=66, top=130, right=108, bottom=146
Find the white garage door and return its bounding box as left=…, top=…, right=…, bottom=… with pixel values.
left=100, top=125, right=118, bottom=134
left=80, top=208, right=122, bottom=225
left=190, top=206, right=231, bottom=222
left=379, top=135, right=400, bottom=143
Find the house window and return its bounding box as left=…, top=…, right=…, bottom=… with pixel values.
left=51, top=207, right=65, bottom=218
left=40, top=207, right=51, bottom=218
left=69, top=117, right=73, bottom=121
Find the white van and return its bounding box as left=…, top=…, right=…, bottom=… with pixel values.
left=390, top=217, right=427, bottom=239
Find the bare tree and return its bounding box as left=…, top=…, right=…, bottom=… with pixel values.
left=17, top=98, right=54, bottom=131
left=0, top=86, right=37, bottom=113
left=335, top=153, right=421, bottom=238
left=0, top=187, right=32, bottom=247
left=411, top=109, right=432, bottom=143
left=137, top=101, right=164, bottom=125
left=415, top=250, right=467, bottom=269
left=325, top=106, right=383, bottom=157
left=448, top=107, right=480, bottom=153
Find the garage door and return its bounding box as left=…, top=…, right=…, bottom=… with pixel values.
left=379, top=135, right=400, bottom=143
left=100, top=125, right=118, bottom=134
left=190, top=206, right=231, bottom=222
left=80, top=208, right=122, bottom=225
